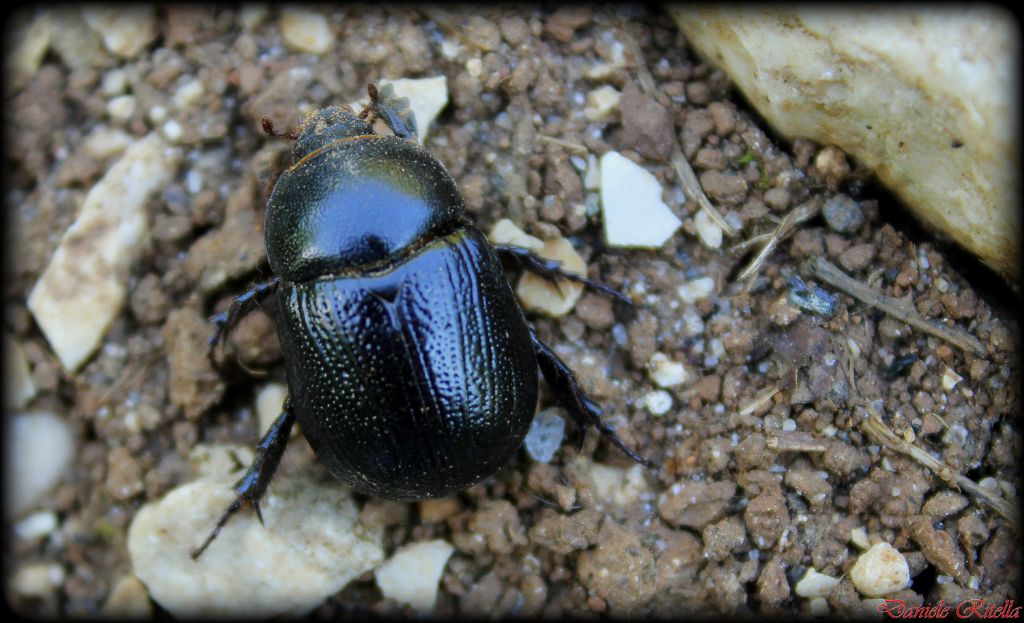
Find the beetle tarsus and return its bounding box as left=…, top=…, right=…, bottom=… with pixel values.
left=207, top=277, right=281, bottom=372
left=262, top=116, right=298, bottom=140
left=192, top=407, right=296, bottom=560
left=496, top=245, right=632, bottom=304
left=531, top=330, right=654, bottom=468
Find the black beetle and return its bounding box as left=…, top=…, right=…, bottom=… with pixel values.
left=192, top=84, right=650, bottom=558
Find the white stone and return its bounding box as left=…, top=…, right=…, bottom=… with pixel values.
left=101, top=69, right=128, bottom=96
left=465, top=57, right=483, bottom=78
left=647, top=353, right=689, bottom=388
left=849, top=542, right=910, bottom=597
left=82, top=126, right=134, bottom=160
left=173, top=79, right=205, bottom=110
left=583, top=85, right=621, bottom=122
left=642, top=390, right=673, bottom=416
left=102, top=92, right=132, bottom=120
left=256, top=383, right=289, bottom=433
left=524, top=408, right=566, bottom=463
left=514, top=235, right=587, bottom=317
left=101, top=575, right=152, bottom=619
left=352, top=77, right=449, bottom=145
left=583, top=154, right=600, bottom=191
left=10, top=13, right=51, bottom=89
left=161, top=120, right=184, bottom=143
left=280, top=8, right=334, bottom=55
left=4, top=332, right=36, bottom=411
left=693, top=208, right=723, bottom=249
left=670, top=8, right=1021, bottom=281
left=27, top=133, right=179, bottom=371
left=128, top=474, right=383, bottom=617
left=587, top=462, right=650, bottom=506
left=12, top=563, right=62, bottom=600
left=809, top=597, right=830, bottom=616
left=600, top=151, right=682, bottom=248
left=13, top=511, right=58, bottom=541
left=239, top=5, right=269, bottom=31
left=795, top=567, right=840, bottom=598
left=374, top=539, right=455, bottom=612
left=677, top=276, right=716, bottom=303
left=82, top=7, right=157, bottom=59
left=188, top=444, right=255, bottom=480
left=5, top=412, right=74, bottom=519
left=941, top=367, right=963, bottom=393
left=488, top=218, right=543, bottom=251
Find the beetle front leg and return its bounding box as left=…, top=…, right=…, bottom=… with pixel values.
left=531, top=330, right=653, bottom=467
left=495, top=245, right=632, bottom=304
left=191, top=404, right=296, bottom=560
left=208, top=277, right=281, bottom=370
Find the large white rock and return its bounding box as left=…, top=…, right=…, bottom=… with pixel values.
left=669, top=7, right=1020, bottom=282
left=128, top=474, right=384, bottom=618
left=5, top=412, right=75, bottom=519
left=27, top=133, right=179, bottom=371
left=374, top=539, right=455, bottom=612
left=600, top=151, right=682, bottom=248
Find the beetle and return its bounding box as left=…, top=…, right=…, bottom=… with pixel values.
left=191, top=84, right=650, bottom=559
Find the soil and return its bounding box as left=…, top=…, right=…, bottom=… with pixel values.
left=5, top=6, right=1020, bottom=618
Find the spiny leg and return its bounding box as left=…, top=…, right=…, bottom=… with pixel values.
left=208, top=277, right=281, bottom=371
left=495, top=245, right=632, bottom=304
left=531, top=329, right=653, bottom=467
left=191, top=405, right=296, bottom=560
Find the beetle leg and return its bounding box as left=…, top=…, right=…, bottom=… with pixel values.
left=191, top=405, right=296, bottom=560
left=530, top=330, right=654, bottom=468
left=360, top=82, right=419, bottom=142
left=495, top=245, right=632, bottom=305
left=208, top=277, right=281, bottom=371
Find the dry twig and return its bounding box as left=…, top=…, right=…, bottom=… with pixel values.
left=737, top=200, right=820, bottom=282
left=811, top=257, right=987, bottom=358
left=860, top=405, right=1018, bottom=529
left=766, top=430, right=829, bottom=453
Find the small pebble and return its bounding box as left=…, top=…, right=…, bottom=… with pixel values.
left=6, top=412, right=74, bottom=519
left=128, top=474, right=383, bottom=617
left=677, top=276, right=715, bottom=303
left=4, top=332, right=36, bottom=410
left=13, top=511, right=59, bottom=541
left=82, top=7, right=158, bottom=59
left=173, top=79, right=204, bottom=110
left=642, top=390, right=673, bottom=416
left=583, top=85, right=621, bottom=122
left=794, top=568, right=840, bottom=598
left=849, top=542, right=910, bottom=597
left=849, top=527, right=871, bottom=549
left=693, top=209, right=723, bottom=249
left=587, top=461, right=650, bottom=506
left=524, top=408, right=566, bottom=463
left=809, top=597, right=830, bottom=616
left=10, top=13, right=51, bottom=89
left=374, top=540, right=455, bottom=612
left=941, top=367, right=962, bottom=393
left=822, top=194, right=864, bottom=233
left=647, top=353, right=689, bottom=388
left=488, top=218, right=544, bottom=251
left=101, top=575, right=152, bottom=619
left=600, top=151, right=681, bottom=248
left=12, top=563, right=63, bottom=600
left=280, top=8, right=334, bottom=55
left=515, top=236, right=586, bottom=317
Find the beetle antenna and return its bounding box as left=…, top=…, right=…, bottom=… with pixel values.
left=358, top=83, right=380, bottom=124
